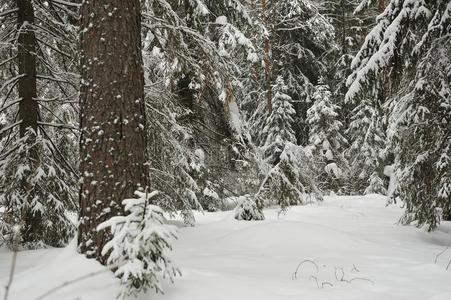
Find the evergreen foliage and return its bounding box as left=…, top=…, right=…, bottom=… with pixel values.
left=98, top=190, right=179, bottom=297
left=0, top=0, right=79, bottom=248
left=307, top=83, right=347, bottom=193
left=346, top=0, right=451, bottom=229
left=345, top=98, right=386, bottom=194
left=234, top=195, right=265, bottom=221
left=0, top=129, right=77, bottom=248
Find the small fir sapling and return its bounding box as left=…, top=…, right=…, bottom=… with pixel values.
left=97, top=189, right=179, bottom=297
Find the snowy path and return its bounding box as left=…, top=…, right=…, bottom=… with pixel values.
left=1, top=195, right=451, bottom=300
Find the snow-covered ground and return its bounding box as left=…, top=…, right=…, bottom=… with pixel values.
left=1, top=195, right=451, bottom=300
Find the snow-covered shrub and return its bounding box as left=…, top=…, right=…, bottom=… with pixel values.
left=234, top=196, right=265, bottom=221
left=201, top=184, right=222, bottom=212
left=364, top=172, right=387, bottom=195
left=98, top=190, right=179, bottom=297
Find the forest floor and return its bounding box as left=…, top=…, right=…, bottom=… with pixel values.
left=1, top=195, right=451, bottom=300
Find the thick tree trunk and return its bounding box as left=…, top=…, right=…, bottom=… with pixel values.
left=17, top=0, right=42, bottom=244
left=78, top=0, right=148, bottom=263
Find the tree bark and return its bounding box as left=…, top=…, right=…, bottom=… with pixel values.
left=17, top=0, right=38, bottom=137
left=378, top=0, right=385, bottom=13
left=78, top=0, right=148, bottom=263
left=17, top=0, right=42, bottom=244
left=261, top=0, right=272, bottom=113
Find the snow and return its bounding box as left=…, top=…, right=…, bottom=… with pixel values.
left=1, top=195, right=451, bottom=300
left=384, top=165, right=397, bottom=198
left=227, top=99, right=242, bottom=136
left=215, top=16, right=228, bottom=25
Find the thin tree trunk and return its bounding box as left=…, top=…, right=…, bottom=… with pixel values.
left=17, top=0, right=38, bottom=136
left=78, top=0, right=148, bottom=263
left=261, top=0, right=272, bottom=113
left=17, top=0, right=41, bottom=244
left=378, top=0, right=385, bottom=13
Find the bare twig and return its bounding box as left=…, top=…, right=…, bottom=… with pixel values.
left=34, top=269, right=111, bottom=300
left=348, top=277, right=375, bottom=284
left=334, top=267, right=345, bottom=281
left=434, top=244, right=450, bottom=264
left=308, top=275, right=333, bottom=289
left=3, top=251, right=18, bottom=300
left=292, top=259, right=319, bottom=280
left=321, top=281, right=334, bottom=288
left=335, top=266, right=374, bottom=284
left=309, top=275, right=320, bottom=289
left=3, top=226, right=21, bottom=300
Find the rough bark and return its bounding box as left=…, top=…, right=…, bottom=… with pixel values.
left=78, top=0, right=148, bottom=263
left=17, top=0, right=42, bottom=243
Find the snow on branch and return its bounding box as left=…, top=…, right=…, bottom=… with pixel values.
left=97, top=190, right=179, bottom=297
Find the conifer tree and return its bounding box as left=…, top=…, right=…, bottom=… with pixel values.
left=346, top=98, right=386, bottom=194
left=270, top=0, right=335, bottom=145
left=307, top=83, right=347, bottom=192
left=261, top=77, right=296, bottom=164
left=0, top=0, right=79, bottom=248
left=78, top=0, right=148, bottom=262
left=257, top=77, right=321, bottom=210
left=142, top=0, right=257, bottom=213
left=244, top=0, right=335, bottom=146
left=346, top=0, right=451, bottom=229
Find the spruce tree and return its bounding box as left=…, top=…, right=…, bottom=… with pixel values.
left=307, top=82, right=347, bottom=193
left=257, top=77, right=321, bottom=210
left=346, top=98, right=386, bottom=194
left=244, top=0, right=335, bottom=146
left=0, top=0, right=79, bottom=248
left=142, top=0, right=257, bottom=214
left=346, top=0, right=451, bottom=229
left=261, top=77, right=296, bottom=164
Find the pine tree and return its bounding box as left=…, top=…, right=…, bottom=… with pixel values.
left=243, top=0, right=335, bottom=146
left=346, top=0, right=451, bottom=229
left=256, top=77, right=321, bottom=210
left=307, top=83, right=347, bottom=192
left=346, top=98, right=386, bottom=194
left=319, top=0, right=378, bottom=128
left=270, top=0, right=335, bottom=145
left=78, top=0, right=149, bottom=262
left=142, top=0, right=257, bottom=213
left=98, top=190, right=179, bottom=296
left=0, top=0, right=79, bottom=248
left=261, top=77, right=296, bottom=164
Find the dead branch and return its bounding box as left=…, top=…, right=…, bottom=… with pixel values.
left=34, top=269, right=111, bottom=300
left=292, top=259, right=319, bottom=280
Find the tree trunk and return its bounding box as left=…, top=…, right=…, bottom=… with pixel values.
left=78, top=0, right=148, bottom=263
left=261, top=0, right=272, bottom=113
left=378, top=0, right=385, bottom=13
left=17, top=0, right=42, bottom=244
left=17, top=0, right=38, bottom=136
